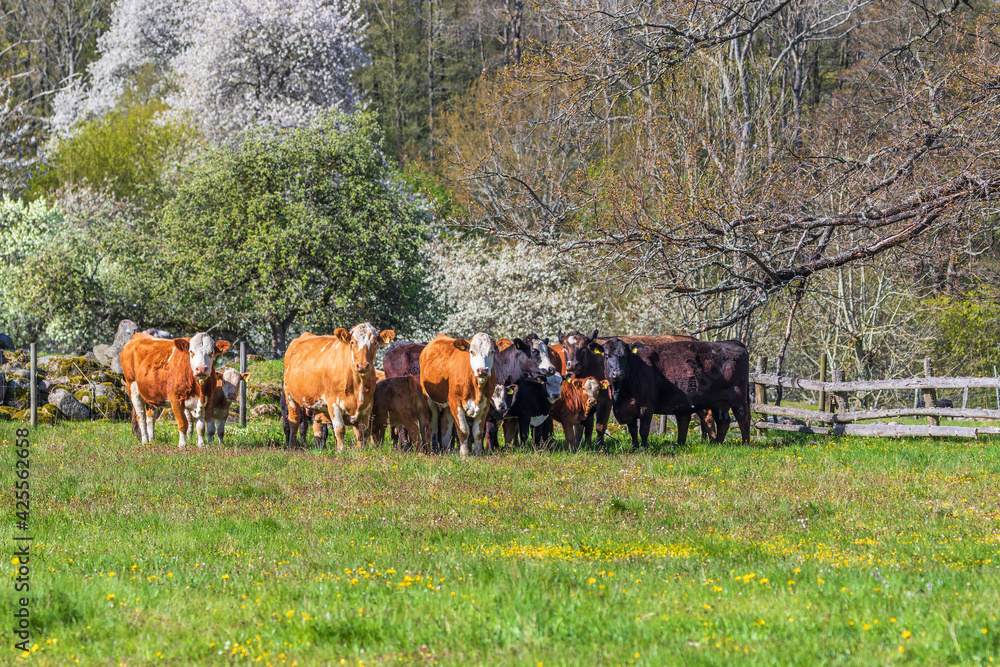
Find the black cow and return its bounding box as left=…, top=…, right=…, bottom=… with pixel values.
left=502, top=374, right=563, bottom=448
left=590, top=337, right=751, bottom=449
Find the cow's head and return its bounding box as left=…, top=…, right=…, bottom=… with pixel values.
left=573, top=377, right=610, bottom=416
left=335, top=323, right=395, bottom=377
left=589, top=337, right=641, bottom=401
left=557, top=329, right=599, bottom=377
left=456, top=332, right=497, bottom=384
left=219, top=368, right=250, bottom=402
left=533, top=372, right=563, bottom=403
left=175, top=333, right=230, bottom=380
left=491, top=383, right=517, bottom=414
left=522, top=334, right=558, bottom=377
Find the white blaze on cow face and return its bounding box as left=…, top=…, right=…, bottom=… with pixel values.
left=530, top=338, right=557, bottom=376
left=582, top=378, right=603, bottom=414
left=344, top=322, right=395, bottom=376
left=219, top=368, right=246, bottom=402
left=185, top=332, right=220, bottom=380
left=468, top=332, right=497, bottom=384
left=543, top=373, right=562, bottom=402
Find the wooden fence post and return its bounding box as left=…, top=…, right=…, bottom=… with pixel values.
left=29, top=343, right=37, bottom=428
left=833, top=369, right=848, bottom=416
left=818, top=352, right=828, bottom=412
left=239, top=341, right=247, bottom=428
left=923, top=357, right=939, bottom=426
left=962, top=386, right=969, bottom=410
left=755, top=356, right=768, bottom=422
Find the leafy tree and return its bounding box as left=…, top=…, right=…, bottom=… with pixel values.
left=149, top=111, right=439, bottom=352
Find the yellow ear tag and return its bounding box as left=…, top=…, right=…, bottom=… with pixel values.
left=458, top=344, right=468, bottom=351
left=594, top=350, right=602, bottom=355
left=507, top=388, right=514, bottom=394
left=631, top=346, right=639, bottom=353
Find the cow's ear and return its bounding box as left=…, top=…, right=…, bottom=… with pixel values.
left=630, top=342, right=643, bottom=354
left=535, top=376, right=545, bottom=383
left=378, top=330, right=395, bottom=346
left=571, top=379, right=583, bottom=389
left=588, top=342, right=604, bottom=355
left=542, top=337, right=549, bottom=345
left=241, top=373, right=251, bottom=384
left=334, top=328, right=351, bottom=343
left=453, top=339, right=469, bottom=352
left=173, top=338, right=189, bottom=352
left=600, top=380, right=610, bottom=389
left=556, top=330, right=564, bottom=342
left=589, top=329, right=599, bottom=341
left=214, top=340, right=231, bottom=356
left=513, top=338, right=530, bottom=354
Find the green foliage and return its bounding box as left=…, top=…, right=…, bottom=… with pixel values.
left=31, top=97, right=197, bottom=205
left=149, top=110, right=440, bottom=349
left=928, top=291, right=1000, bottom=376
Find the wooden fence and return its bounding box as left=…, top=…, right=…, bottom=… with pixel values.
left=752, top=356, right=1000, bottom=438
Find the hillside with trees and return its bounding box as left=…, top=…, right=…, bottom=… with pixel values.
left=1, top=0, right=999, bottom=380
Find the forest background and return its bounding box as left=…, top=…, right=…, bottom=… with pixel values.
left=2, top=0, right=1000, bottom=387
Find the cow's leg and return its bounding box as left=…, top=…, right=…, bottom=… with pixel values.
left=561, top=421, right=576, bottom=452
left=148, top=408, right=159, bottom=443
left=503, top=418, right=519, bottom=448
left=215, top=419, right=225, bottom=444
left=331, top=404, right=346, bottom=452
left=676, top=412, right=692, bottom=447
left=595, top=397, right=612, bottom=449
left=454, top=405, right=473, bottom=457
left=576, top=419, right=589, bottom=449
left=626, top=419, right=640, bottom=450
left=285, top=397, right=303, bottom=448
left=698, top=409, right=718, bottom=441
left=638, top=410, right=653, bottom=450
left=730, top=396, right=752, bottom=445
left=712, top=407, right=732, bottom=444
left=519, top=418, right=531, bottom=449
left=472, top=410, right=490, bottom=455
left=171, top=400, right=189, bottom=449
left=426, top=400, right=441, bottom=451
left=129, top=383, right=149, bottom=443
left=440, top=410, right=456, bottom=454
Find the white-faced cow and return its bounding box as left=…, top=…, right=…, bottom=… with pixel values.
left=590, top=337, right=751, bottom=449
left=121, top=332, right=231, bottom=448
left=283, top=323, right=395, bottom=451
left=186, top=367, right=249, bottom=445
left=419, top=333, right=498, bottom=456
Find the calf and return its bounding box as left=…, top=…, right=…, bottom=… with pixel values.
left=419, top=333, right=498, bottom=456
left=591, top=337, right=751, bottom=449
left=502, top=373, right=563, bottom=448
left=549, top=377, right=609, bottom=452
left=280, top=381, right=330, bottom=447
left=371, top=376, right=432, bottom=453
left=188, top=368, right=249, bottom=444
left=283, top=323, right=395, bottom=451
left=120, top=332, right=231, bottom=448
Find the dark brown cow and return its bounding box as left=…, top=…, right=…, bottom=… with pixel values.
left=590, top=337, right=751, bottom=449
left=383, top=341, right=425, bottom=378
left=283, top=323, right=395, bottom=451
left=371, top=376, right=432, bottom=453
left=121, top=332, right=231, bottom=448
left=419, top=333, right=498, bottom=456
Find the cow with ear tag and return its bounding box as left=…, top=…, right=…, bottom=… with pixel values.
left=121, top=331, right=232, bottom=448
left=187, top=368, right=250, bottom=445
left=548, top=377, right=609, bottom=452
left=589, top=337, right=751, bottom=449
left=419, top=333, right=498, bottom=456
left=283, top=323, right=396, bottom=451
left=502, top=372, right=563, bottom=448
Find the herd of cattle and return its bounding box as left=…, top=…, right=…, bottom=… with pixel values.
left=117, top=323, right=752, bottom=454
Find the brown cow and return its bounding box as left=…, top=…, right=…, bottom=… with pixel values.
left=419, top=333, right=498, bottom=456
left=550, top=377, right=609, bottom=452
left=283, top=323, right=395, bottom=451
left=187, top=367, right=249, bottom=445
left=371, top=376, right=432, bottom=453
left=121, top=332, right=231, bottom=448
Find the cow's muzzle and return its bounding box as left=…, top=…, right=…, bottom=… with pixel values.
left=355, top=363, right=371, bottom=374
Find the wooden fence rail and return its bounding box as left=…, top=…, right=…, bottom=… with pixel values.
left=750, top=359, right=1000, bottom=438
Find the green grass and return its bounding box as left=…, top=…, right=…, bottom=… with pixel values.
left=2, top=419, right=1000, bottom=665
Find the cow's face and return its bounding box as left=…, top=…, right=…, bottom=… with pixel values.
left=590, top=338, right=641, bottom=401
left=462, top=332, right=497, bottom=384
left=558, top=329, right=599, bottom=376
left=176, top=333, right=230, bottom=380
left=575, top=378, right=609, bottom=416
left=523, top=335, right=557, bottom=376
left=219, top=368, right=249, bottom=402
left=535, top=372, right=562, bottom=403
left=492, top=383, right=517, bottom=413
left=337, top=323, right=395, bottom=376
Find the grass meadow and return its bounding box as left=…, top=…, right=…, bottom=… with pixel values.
left=2, top=417, right=1000, bottom=666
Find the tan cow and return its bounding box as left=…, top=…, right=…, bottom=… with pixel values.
left=371, top=376, right=432, bottom=453
left=419, top=333, right=498, bottom=456
left=121, top=332, right=231, bottom=448
left=283, top=323, right=395, bottom=451
left=186, top=368, right=249, bottom=445
left=550, top=377, right=609, bottom=452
